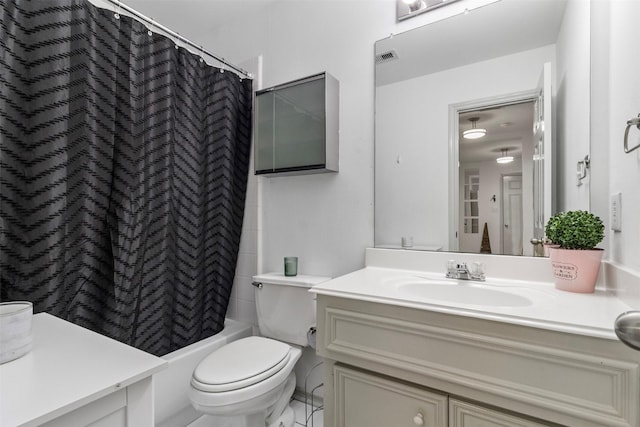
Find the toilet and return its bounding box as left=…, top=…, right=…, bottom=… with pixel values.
left=189, top=272, right=330, bottom=427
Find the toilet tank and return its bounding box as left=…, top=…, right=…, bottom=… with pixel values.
left=252, top=273, right=331, bottom=346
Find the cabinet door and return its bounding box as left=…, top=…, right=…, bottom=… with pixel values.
left=254, top=72, right=339, bottom=176
left=449, top=399, right=550, bottom=427
left=334, top=365, right=447, bottom=427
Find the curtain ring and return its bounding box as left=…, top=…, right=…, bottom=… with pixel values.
left=147, top=18, right=154, bottom=37
left=114, top=0, right=121, bottom=19
left=199, top=46, right=205, bottom=63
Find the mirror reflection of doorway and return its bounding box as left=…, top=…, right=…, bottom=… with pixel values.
left=502, top=174, right=523, bottom=255
left=457, top=99, right=535, bottom=255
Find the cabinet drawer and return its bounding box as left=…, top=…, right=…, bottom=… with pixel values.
left=449, top=399, right=550, bottom=427
left=334, top=364, right=447, bottom=427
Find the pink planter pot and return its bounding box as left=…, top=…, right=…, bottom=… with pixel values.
left=549, top=248, right=604, bottom=293
left=543, top=243, right=560, bottom=257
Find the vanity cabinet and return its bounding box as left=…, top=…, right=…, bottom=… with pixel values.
left=0, top=314, right=166, bottom=427
left=316, top=294, right=640, bottom=427
left=333, top=364, right=548, bottom=427
left=449, top=399, right=549, bottom=427
left=334, top=364, right=447, bottom=426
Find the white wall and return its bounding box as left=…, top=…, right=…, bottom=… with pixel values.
left=588, top=0, right=611, bottom=255
left=222, top=1, right=384, bottom=317
left=205, top=0, right=508, bottom=396
left=607, top=0, right=640, bottom=272
left=376, top=45, right=555, bottom=250
left=555, top=0, right=591, bottom=211
left=204, top=0, right=499, bottom=318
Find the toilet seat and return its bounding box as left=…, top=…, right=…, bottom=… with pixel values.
left=189, top=338, right=302, bottom=411
left=192, top=336, right=291, bottom=393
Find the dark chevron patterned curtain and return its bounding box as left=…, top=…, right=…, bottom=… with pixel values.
left=0, top=0, right=253, bottom=355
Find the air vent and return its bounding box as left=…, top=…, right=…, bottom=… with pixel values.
left=375, top=50, right=399, bottom=64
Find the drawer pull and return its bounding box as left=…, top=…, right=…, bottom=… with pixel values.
left=413, top=412, right=424, bottom=425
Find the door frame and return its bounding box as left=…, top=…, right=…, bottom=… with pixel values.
left=448, top=90, right=537, bottom=252
left=500, top=172, right=523, bottom=255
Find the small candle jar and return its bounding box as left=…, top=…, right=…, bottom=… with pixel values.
left=284, top=257, right=298, bottom=277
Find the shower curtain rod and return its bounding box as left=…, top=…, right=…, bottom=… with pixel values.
left=104, top=0, right=253, bottom=79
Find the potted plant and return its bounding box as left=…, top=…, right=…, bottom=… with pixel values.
left=544, top=210, right=605, bottom=293
left=541, top=214, right=561, bottom=257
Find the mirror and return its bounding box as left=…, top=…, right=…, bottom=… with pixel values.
left=375, top=0, right=590, bottom=256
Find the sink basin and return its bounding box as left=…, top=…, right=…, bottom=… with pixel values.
left=395, top=282, right=533, bottom=307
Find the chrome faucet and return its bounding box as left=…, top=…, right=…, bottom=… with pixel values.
left=446, top=260, right=485, bottom=281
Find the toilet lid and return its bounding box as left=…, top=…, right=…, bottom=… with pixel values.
left=192, top=336, right=291, bottom=393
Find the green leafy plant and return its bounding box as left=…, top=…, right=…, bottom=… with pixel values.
left=544, top=210, right=604, bottom=250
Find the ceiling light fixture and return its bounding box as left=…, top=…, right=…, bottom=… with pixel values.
left=403, top=0, right=427, bottom=12
left=463, top=117, right=486, bottom=139
left=496, top=149, right=514, bottom=164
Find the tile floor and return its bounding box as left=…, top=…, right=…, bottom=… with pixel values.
left=291, top=398, right=323, bottom=427
left=186, top=399, right=323, bottom=427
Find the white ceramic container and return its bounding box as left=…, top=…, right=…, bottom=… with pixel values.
left=0, top=301, right=33, bottom=364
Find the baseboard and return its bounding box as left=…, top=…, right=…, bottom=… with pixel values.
left=293, top=388, right=324, bottom=408
left=155, top=405, right=200, bottom=427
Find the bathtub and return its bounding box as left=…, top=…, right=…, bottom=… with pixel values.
left=154, top=319, right=254, bottom=427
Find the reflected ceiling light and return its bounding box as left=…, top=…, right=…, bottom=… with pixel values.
left=463, top=117, right=486, bottom=139
left=496, top=149, right=514, bottom=164
left=403, top=0, right=427, bottom=12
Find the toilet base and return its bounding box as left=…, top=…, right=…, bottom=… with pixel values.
left=189, top=373, right=298, bottom=427
left=267, top=405, right=295, bottom=427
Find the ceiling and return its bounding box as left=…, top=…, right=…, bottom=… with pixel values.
left=375, top=0, right=567, bottom=87
left=458, top=101, right=534, bottom=163
left=122, top=0, right=277, bottom=42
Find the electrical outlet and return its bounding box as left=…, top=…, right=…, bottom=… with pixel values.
left=611, top=193, right=622, bottom=231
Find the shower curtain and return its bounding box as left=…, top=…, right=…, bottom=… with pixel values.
left=0, top=0, right=253, bottom=356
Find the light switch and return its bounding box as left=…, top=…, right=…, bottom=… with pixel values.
left=611, top=192, right=622, bottom=232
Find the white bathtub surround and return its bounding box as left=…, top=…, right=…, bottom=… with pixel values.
left=155, top=319, right=253, bottom=427
left=0, top=313, right=166, bottom=427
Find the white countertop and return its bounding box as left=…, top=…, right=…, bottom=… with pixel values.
left=376, top=244, right=442, bottom=251
left=310, top=266, right=635, bottom=340
left=0, top=313, right=167, bottom=427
